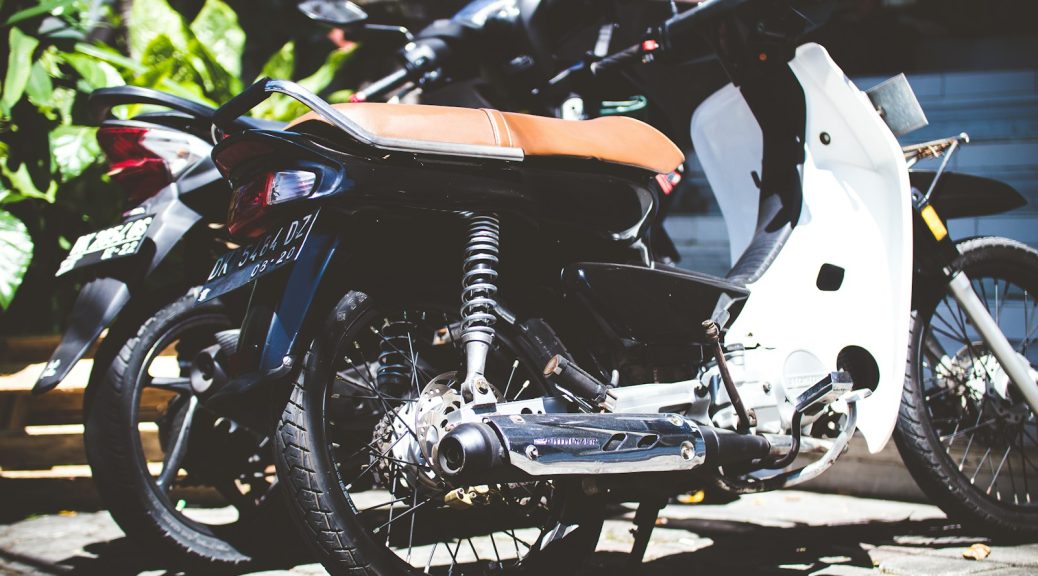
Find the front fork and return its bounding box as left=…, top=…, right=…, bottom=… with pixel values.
left=915, top=185, right=1038, bottom=414
left=945, top=270, right=1038, bottom=412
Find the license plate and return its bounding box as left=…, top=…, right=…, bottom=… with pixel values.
left=198, top=210, right=319, bottom=303
left=55, top=215, right=154, bottom=277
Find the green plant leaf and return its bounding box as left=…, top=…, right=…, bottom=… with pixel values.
left=25, top=60, right=54, bottom=108
left=75, top=42, right=147, bottom=76
left=258, top=41, right=294, bottom=82
left=189, top=0, right=244, bottom=78
left=64, top=52, right=124, bottom=91
left=0, top=209, right=33, bottom=311
left=3, top=0, right=76, bottom=28
left=51, top=125, right=99, bottom=180
left=1, top=162, right=57, bottom=203
left=49, top=86, right=76, bottom=125
left=1, top=27, right=40, bottom=114
left=328, top=88, right=353, bottom=103
left=251, top=46, right=355, bottom=121
left=299, top=46, right=354, bottom=94
left=128, top=0, right=188, bottom=60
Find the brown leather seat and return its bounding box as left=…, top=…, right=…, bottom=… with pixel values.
left=287, top=103, right=684, bottom=174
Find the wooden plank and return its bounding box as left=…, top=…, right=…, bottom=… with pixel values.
left=0, top=357, right=179, bottom=429
left=0, top=395, right=29, bottom=433
left=0, top=427, right=162, bottom=470
left=0, top=335, right=64, bottom=364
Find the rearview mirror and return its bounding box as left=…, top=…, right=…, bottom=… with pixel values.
left=298, top=0, right=369, bottom=28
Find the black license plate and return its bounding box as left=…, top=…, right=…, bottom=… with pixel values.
left=198, top=210, right=319, bottom=303
left=55, top=215, right=154, bottom=277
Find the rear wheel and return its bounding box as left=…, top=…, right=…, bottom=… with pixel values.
left=84, top=290, right=293, bottom=566
left=276, top=291, right=603, bottom=574
left=896, top=237, right=1038, bottom=535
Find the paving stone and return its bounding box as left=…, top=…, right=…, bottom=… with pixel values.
left=1, top=492, right=1035, bottom=575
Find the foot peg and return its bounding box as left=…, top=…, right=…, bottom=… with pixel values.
left=766, top=371, right=855, bottom=469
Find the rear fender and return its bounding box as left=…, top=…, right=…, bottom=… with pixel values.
left=33, top=184, right=203, bottom=393
left=33, top=278, right=131, bottom=393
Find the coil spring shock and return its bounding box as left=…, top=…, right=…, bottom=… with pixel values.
left=377, top=318, right=414, bottom=394
left=459, top=213, right=500, bottom=402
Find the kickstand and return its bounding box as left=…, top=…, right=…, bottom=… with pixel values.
left=628, top=499, right=663, bottom=566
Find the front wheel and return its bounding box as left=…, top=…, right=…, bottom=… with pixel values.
left=275, top=291, right=604, bottom=575
left=896, top=236, right=1038, bottom=535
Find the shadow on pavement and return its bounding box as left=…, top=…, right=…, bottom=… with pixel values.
left=585, top=516, right=990, bottom=575
left=1, top=536, right=310, bottom=576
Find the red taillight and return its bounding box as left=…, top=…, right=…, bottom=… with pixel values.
left=98, top=127, right=171, bottom=204
left=227, top=173, right=275, bottom=238
left=227, top=170, right=317, bottom=238
left=97, top=124, right=209, bottom=205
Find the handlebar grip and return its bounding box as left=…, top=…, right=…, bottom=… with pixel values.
left=589, top=43, right=643, bottom=76
left=213, top=78, right=274, bottom=131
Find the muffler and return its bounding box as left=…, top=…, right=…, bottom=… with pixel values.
left=436, top=412, right=772, bottom=483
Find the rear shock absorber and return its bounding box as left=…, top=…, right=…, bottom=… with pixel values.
left=459, top=213, right=500, bottom=405
left=377, top=317, right=414, bottom=395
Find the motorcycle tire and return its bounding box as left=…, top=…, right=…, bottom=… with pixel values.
left=895, top=236, right=1038, bottom=536
left=275, top=290, right=604, bottom=575
left=84, top=290, right=296, bottom=567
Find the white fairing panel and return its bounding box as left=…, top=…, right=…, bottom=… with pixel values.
left=690, top=85, right=762, bottom=264
left=696, top=44, right=913, bottom=453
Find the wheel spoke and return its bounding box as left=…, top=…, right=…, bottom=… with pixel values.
left=920, top=268, right=1038, bottom=512
left=320, top=305, right=561, bottom=572
left=157, top=395, right=198, bottom=492
left=987, top=444, right=1013, bottom=495
left=360, top=493, right=412, bottom=513
left=371, top=497, right=435, bottom=536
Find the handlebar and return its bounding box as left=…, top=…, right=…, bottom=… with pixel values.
left=350, top=67, right=411, bottom=102
left=350, top=35, right=453, bottom=102
left=541, top=0, right=759, bottom=97
left=661, top=0, right=753, bottom=43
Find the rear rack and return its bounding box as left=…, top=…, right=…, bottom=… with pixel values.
left=214, top=78, right=525, bottom=162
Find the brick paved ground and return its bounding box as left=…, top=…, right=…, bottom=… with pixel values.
left=1, top=490, right=1036, bottom=575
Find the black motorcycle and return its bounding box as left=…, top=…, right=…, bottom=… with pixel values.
left=34, top=0, right=667, bottom=566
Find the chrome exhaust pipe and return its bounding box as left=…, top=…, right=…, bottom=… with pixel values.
left=436, top=412, right=772, bottom=483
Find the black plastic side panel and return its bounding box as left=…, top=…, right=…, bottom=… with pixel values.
left=563, top=262, right=749, bottom=345
left=911, top=171, right=1026, bottom=219
left=32, top=278, right=131, bottom=393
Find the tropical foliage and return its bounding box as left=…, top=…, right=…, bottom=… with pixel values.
left=0, top=0, right=352, bottom=315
